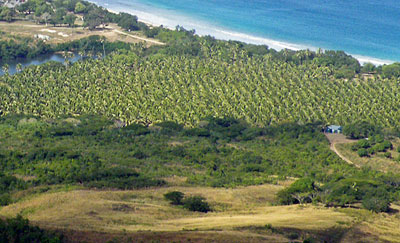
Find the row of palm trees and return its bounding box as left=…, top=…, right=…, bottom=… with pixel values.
left=1, top=48, right=399, bottom=128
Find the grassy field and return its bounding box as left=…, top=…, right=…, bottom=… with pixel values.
left=1, top=183, right=399, bottom=242
left=335, top=138, right=400, bottom=174
left=0, top=21, right=161, bottom=46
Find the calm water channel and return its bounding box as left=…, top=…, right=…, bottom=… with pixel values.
left=0, top=53, right=82, bottom=76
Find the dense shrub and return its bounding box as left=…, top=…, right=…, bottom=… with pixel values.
left=357, top=139, right=370, bottom=149
left=362, top=197, right=390, bottom=213
left=357, top=149, right=368, bottom=157
left=122, top=123, right=150, bottom=136
left=384, top=152, right=391, bottom=158
left=183, top=196, right=211, bottom=213
left=0, top=215, right=63, bottom=242
left=276, top=178, right=319, bottom=205
left=164, top=191, right=185, bottom=205
left=343, top=122, right=380, bottom=139
left=321, top=179, right=391, bottom=211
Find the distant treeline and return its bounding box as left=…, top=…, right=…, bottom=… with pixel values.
left=0, top=34, right=131, bottom=61
left=141, top=25, right=400, bottom=79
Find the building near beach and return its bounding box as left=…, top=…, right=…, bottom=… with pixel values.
left=34, top=34, right=51, bottom=41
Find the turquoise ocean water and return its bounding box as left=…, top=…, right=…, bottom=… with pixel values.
left=94, top=0, right=400, bottom=64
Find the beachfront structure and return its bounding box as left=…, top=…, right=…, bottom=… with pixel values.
left=326, top=125, right=342, bottom=133
left=34, top=34, right=51, bottom=41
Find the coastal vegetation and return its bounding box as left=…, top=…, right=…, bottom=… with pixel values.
left=1, top=1, right=400, bottom=242
left=0, top=32, right=131, bottom=61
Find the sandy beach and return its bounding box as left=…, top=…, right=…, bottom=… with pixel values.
left=97, top=1, right=395, bottom=66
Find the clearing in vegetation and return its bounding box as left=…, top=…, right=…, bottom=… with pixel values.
left=335, top=138, right=400, bottom=174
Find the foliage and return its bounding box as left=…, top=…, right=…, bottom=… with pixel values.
left=0, top=37, right=51, bottom=60
left=0, top=215, right=63, bottom=243
left=321, top=178, right=391, bottom=210
left=164, top=191, right=185, bottom=205
left=182, top=196, right=211, bottom=213
left=0, top=115, right=367, bottom=189
left=381, top=62, right=400, bottom=79
left=115, top=12, right=146, bottom=32
left=343, top=121, right=381, bottom=139
left=384, top=152, right=391, bottom=158
left=0, top=34, right=131, bottom=61
left=0, top=6, right=15, bottom=22
left=54, top=35, right=131, bottom=54
left=357, top=149, right=368, bottom=157
left=276, top=178, right=319, bottom=205
left=312, top=50, right=360, bottom=79
left=0, top=115, right=398, bottom=212
left=362, top=197, right=390, bottom=213
left=0, top=174, right=26, bottom=206
left=277, top=176, right=396, bottom=213
left=2, top=45, right=400, bottom=128
left=351, top=135, right=393, bottom=158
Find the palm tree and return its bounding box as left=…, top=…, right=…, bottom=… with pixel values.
left=16, top=63, right=23, bottom=73
left=2, top=64, right=9, bottom=74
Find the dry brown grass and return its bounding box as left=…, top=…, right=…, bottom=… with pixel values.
left=339, top=204, right=400, bottom=243
left=1, top=184, right=400, bottom=242
left=0, top=185, right=349, bottom=232
left=324, top=133, right=356, bottom=144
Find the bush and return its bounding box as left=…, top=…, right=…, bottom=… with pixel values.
left=287, top=232, right=299, bottom=240
left=0, top=193, right=11, bottom=206
left=321, top=179, right=391, bottom=208
left=357, top=139, right=370, bottom=149
left=351, top=144, right=360, bottom=151
left=122, top=123, right=150, bottom=136
left=382, top=140, right=393, bottom=150
left=362, top=197, right=390, bottom=213
left=357, top=148, right=368, bottom=157
left=372, top=143, right=386, bottom=153
left=183, top=196, right=211, bottom=213
left=367, top=147, right=376, bottom=155
left=370, top=134, right=384, bottom=144
left=0, top=215, right=63, bottom=242
left=276, top=178, right=318, bottom=205
left=384, top=152, right=391, bottom=158
left=343, top=121, right=380, bottom=139
left=164, top=191, right=184, bottom=205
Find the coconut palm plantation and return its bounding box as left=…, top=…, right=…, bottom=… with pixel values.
left=1, top=0, right=400, bottom=242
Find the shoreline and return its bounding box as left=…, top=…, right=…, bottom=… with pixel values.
left=98, top=1, right=395, bottom=66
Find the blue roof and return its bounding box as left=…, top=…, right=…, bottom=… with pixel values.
left=328, top=125, right=342, bottom=130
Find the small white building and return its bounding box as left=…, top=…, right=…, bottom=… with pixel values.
left=34, top=34, right=51, bottom=41
left=326, top=125, right=342, bottom=133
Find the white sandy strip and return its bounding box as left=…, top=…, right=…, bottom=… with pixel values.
left=352, top=55, right=395, bottom=65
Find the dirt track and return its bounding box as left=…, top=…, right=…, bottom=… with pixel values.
left=324, top=133, right=360, bottom=167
